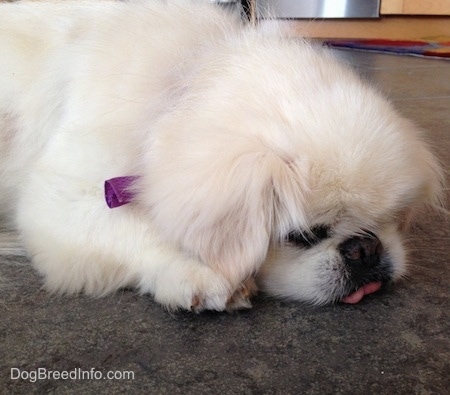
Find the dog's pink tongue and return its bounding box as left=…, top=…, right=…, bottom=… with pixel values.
left=341, top=282, right=382, bottom=304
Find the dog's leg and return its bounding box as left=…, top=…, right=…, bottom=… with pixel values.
left=15, top=169, right=232, bottom=312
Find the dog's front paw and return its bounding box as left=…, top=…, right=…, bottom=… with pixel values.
left=138, top=258, right=260, bottom=312
left=191, top=277, right=258, bottom=313
left=142, top=263, right=232, bottom=312
left=189, top=278, right=231, bottom=313
left=226, top=277, right=258, bottom=312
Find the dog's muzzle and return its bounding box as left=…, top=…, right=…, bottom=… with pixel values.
left=338, top=233, right=392, bottom=304
left=339, top=233, right=383, bottom=272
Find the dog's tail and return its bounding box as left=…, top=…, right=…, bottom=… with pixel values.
left=0, top=226, right=26, bottom=257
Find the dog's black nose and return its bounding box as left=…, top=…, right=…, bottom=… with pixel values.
left=339, top=234, right=383, bottom=270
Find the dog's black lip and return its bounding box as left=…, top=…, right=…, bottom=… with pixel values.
left=339, top=273, right=393, bottom=301
left=349, top=268, right=393, bottom=286
left=337, top=258, right=394, bottom=303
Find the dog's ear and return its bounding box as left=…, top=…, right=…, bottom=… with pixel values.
left=418, top=142, right=445, bottom=210
left=186, top=151, right=310, bottom=287
left=139, top=143, right=309, bottom=289
left=191, top=153, right=275, bottom=286
left=400, top=138, right=446, bottom=230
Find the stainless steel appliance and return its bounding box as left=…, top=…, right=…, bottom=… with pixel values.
left=256, top=0, right=380, bottom=19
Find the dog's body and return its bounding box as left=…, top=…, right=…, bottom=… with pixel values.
left=0, top=1, right=443, bottom=311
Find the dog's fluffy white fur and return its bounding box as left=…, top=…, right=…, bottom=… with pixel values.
left=0, top=1, right=443, bottom=311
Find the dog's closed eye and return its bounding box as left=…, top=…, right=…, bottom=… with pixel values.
left=286, top=226, right=330, bottom=248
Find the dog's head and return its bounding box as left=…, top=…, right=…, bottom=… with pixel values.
left=257, top=98, right=444, bottom=305
left=139, top=42, right=444, bottom=305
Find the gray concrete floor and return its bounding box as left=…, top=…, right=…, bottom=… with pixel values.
left=1, top=50, right=449, bottom=394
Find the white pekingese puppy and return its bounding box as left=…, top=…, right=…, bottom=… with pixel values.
left=0, top=1, right=443, bottom=311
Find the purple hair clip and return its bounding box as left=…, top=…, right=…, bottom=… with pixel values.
left=104, top=176, right=139, bottom=208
